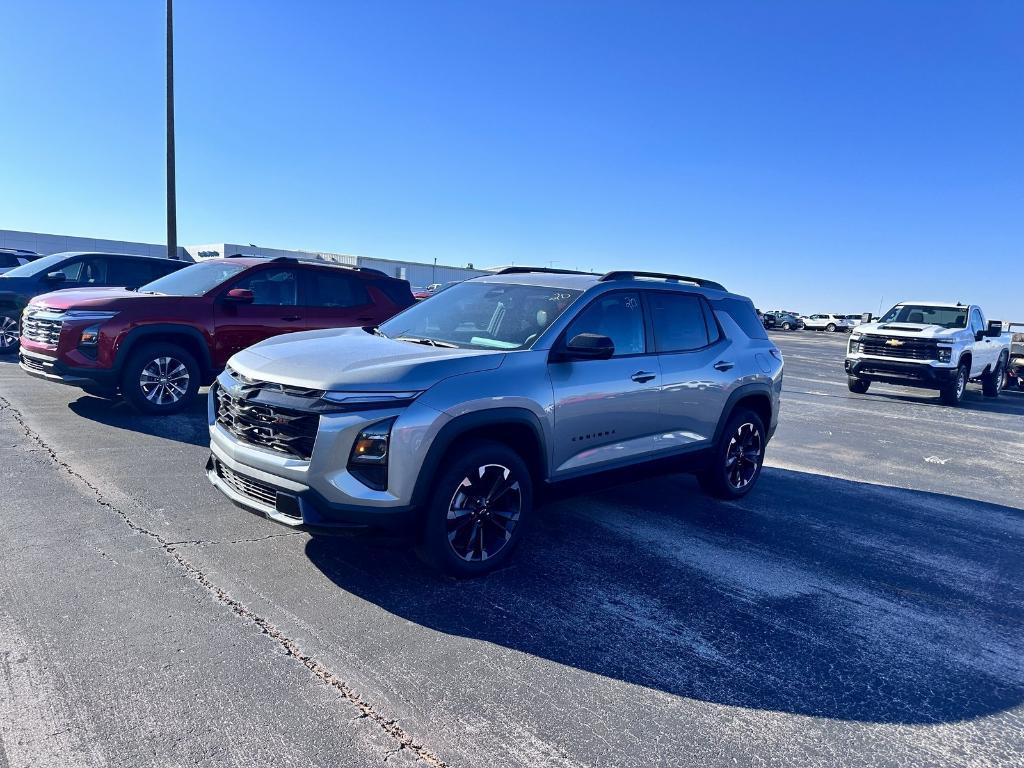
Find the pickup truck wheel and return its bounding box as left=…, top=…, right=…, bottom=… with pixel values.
left=826, top=323, right=837, bottom=332
left=982, top=356, right=1006, bottom=398
left=120, top=343, right=200, bottom=415
left=0, top=314, right=19, bottom=354
left=847, top=376, right=870, bottom=394
left=416, top=439, right=533, bottom=578
left=697, top=408, right=766, bottom=500
left=939, top=363, right=969, bottom=406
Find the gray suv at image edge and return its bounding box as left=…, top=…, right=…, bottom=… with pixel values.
left=207, top=268, right=784, bottom=576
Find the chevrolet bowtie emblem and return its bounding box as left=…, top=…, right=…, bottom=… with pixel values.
left=885, top=338, right=905, bottom=347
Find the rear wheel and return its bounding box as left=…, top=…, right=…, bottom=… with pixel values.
left=982, top=356, right=1006, bottom=398
left=782, top=321, right=793, bottom=331
left=939, top=362, right=969, bottom=406
left=416, top=439, right=533, bottom=577
left=0, top=313, right=19, bottom=354
left=120, top=343, right=200, bottom=414
left=697, top=408, right=767, bottom=500
left=826, top=323, right=837, bottom=332
left=847, top=376, right=870, bottom=394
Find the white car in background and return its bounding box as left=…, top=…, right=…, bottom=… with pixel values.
left=802, top=313, right=854, bottom=332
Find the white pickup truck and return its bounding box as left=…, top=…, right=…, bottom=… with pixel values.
left=844, top=301, right=1011, bottom=406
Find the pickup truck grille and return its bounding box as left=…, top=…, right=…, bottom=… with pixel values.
left=215, top=384, right=320, bottom=460
left=21, top=309, right=64, bottom=346
left=858, top=335, right=939, bottom=361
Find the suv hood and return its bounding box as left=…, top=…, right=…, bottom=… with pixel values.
left=231, top=327, right=505, bottom=391
left=29, top=287, right=185, bottom=311
left=856, top=321, right=963, bottom=340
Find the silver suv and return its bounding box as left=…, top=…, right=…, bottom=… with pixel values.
left=206, top=268, right=783, bottom=575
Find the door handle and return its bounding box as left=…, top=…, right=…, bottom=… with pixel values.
left=281, top=315, right=302, bottom=322
left=714, top=360, right=734, bottom=372
left=631, top=371, right=656, bottom=383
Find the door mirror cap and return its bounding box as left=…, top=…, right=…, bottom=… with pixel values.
left=986, top=320, right=1003, bottom=338
left=556, top=333, right=615, bottom=361
left=44, top=271, right=67, bottom=283
left=225, top=288, right=254, bottom=303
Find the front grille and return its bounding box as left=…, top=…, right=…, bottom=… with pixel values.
left=858, top=335, right=938, bottom=361
left=21, top=309, right=64, bottom=346
left=20, top=354, right=47, bottom=373
left=215, top=383, right=320, bottom=459
left=214, top=460, right=281, bottom=510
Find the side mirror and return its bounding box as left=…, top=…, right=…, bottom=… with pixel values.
left=224, top=288, right=254, bottom=303
left=975, top=330, right=986, bottom=342
left=986, top=320, right=1003, bottom=338
left=45, top=271, right=67, bottom=283
left=555, top=333, right=615, bottom=361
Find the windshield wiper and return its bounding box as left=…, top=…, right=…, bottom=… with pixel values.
left=368, top=326, right=388, bottom=338
left=394, top=336, right=458, bottom=348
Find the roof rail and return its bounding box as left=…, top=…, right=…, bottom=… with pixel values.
left=495, top=266, right=595, bottom=276
left=598, top=270, right=726, bottom=291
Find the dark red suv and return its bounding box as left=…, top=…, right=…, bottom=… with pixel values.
left=19, top=256, right=414, bottom=413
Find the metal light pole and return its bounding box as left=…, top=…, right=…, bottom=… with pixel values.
left=166, top=0, right=178, bottom=259
left=432, top=257, right=437, bottom=284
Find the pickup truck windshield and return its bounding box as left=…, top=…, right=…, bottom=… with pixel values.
left=879, top=304, right=968, bottom=329
left=138, top=261, right=247, bottom=296
left=379, top=282, right=582, bottom=350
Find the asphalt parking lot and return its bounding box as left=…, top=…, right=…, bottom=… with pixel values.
left=1, top=331, right=1022, bottom=768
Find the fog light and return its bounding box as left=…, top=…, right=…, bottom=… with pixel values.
left=347, top=417, right=396, bottom=491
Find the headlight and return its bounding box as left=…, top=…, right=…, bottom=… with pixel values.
left=937, top=346, right=952, bottom=363
left=79, top=324, right=102, bottom=345
left=347, top=417, right=397, bottom=491
left=850, top=333, right=863, bottom=341
left=322, top=390, right=421, bottom=409
left=64, top=310, right=119, bottom=321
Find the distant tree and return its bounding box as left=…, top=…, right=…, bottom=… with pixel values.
left=467, top=262, right=474, bottom=269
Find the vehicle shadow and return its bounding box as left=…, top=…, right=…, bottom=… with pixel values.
left=67, top=392, right=210, bottom=447
left=855, top=387, right=1024, bottom=416
left=305, top=467, right=1024, bottom=725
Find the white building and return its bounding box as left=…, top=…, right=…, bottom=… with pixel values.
left=0, top=229, right=488, bottom=287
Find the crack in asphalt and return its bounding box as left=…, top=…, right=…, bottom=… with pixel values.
left=0, top=397, right=449, bottom=768
left=162, top=531, right=306, bottom=548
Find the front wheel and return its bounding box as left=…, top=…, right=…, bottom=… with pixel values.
left=0, top=313, right=19, bottom=354
left=847, top=376, right=870, bottom=394
left=982, top=356, right=1006, bottom=398
left=939, top=363, right=969, bottom=406
left=416, top=440, right=533, bottom=577
left=782, top=322, right=793, bottom=331
left=120, top=343, right=200, bottom=414
left=697, top=408, right=767, bottom=500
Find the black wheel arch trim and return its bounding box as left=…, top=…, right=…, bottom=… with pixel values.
left=410, top=408, right=548, bottom=509
left=115, top=324, right=214, bottom=376
left=712, top=383, right=776, bottom=446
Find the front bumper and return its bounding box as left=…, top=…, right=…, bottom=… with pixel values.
left=845, top=357, right=957, bottom=388
left=206, top=451, right=415, bottom=534
left=19, top=350, right=117, bottom=391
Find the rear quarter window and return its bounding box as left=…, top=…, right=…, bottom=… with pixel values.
left=717, top=297, right=768, bottom=340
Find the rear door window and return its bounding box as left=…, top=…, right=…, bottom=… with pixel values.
left=108, top=258, right=158, bottom=286
left=300, top=270, right=370, bottom=307
left=647, top=292, right=713, bottom=352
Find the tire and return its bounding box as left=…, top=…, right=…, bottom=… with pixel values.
left=0, top=313, right=19, bottom=355
left=119, top=343, right=200, bottom=414
left=939, top=362, right=969, bottom=406
left=847, top=376, right=870, bottom=394
left=826, top=323, right=836, bottom=332
left=415, top=439, right=533, bottom=577
left=782, top=322, right=792, bottom=331
left=982, top=355, right=1006, bottom=398
left=697, top=408, right=767, bottom=500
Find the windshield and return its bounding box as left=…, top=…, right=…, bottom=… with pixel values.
left=138, top=261, right=247, bottom=296
left=879, top=304, right=968, bottom=329
left=1, top=252, right=70, bottom=278
left=379, top=281, right=583, bottom=350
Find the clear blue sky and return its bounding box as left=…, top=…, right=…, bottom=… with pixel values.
left=1, top=1, right=1021, bottom=317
